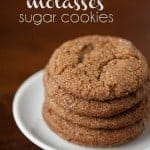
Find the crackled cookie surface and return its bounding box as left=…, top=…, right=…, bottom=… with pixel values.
left=46, top=35, right=149, bottom=100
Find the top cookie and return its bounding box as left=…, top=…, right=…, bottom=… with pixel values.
left=47, top=35, right=149, bottom=100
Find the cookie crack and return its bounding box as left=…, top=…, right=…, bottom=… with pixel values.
left=99, top=56, right=143, bottom=98
left=57, top=65, right=68, bottom=75
left=96, top=58, right=116, bottom=79
left=77, top=43, right=94, bottom=64
left=97, top=54, right=142, bottom=79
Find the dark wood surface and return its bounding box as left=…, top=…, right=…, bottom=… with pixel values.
left=0, top=1, right=150, bottom=149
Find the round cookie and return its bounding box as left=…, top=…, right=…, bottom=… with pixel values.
left=45, top=93, right=146, bottom=129
left=46, top=35, right=148, bottom=100
left=44, top=73, right=147, bottom=117
left=43, top=101, right=145, bottom=146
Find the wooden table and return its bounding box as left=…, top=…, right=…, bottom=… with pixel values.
left=0, top=1, right=150, bottom=149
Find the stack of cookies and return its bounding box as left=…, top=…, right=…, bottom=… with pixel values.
left=43, top=36, right=149, bottom=146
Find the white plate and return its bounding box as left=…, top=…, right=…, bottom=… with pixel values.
left=13, top=70, right=150, bottom=150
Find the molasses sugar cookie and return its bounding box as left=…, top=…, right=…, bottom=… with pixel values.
left=46, top=35, right=148, bottom=100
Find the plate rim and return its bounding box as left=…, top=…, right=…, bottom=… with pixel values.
left=12, top=70, right=56, bottom=150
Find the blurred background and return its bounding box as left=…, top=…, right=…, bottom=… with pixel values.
left=0, top=0, right=150, bottom=149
